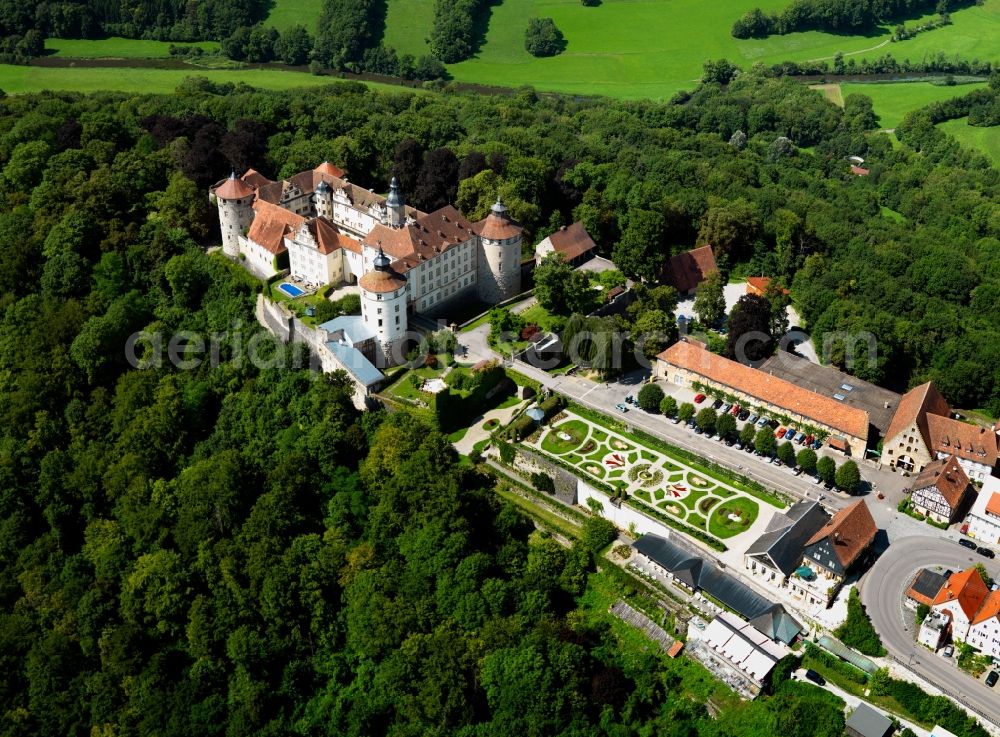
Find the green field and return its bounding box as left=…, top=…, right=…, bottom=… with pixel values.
left=840, top=80, right=988, bottom=129
left=939, top=117, right=1000, bottom=164
left=46, top=37, right=220, bottom=58
left=0, top=65, right=403, bottom=95
left=381, top=0, right=1000, bottom=100
left=264, top=0, right=326, bottom=31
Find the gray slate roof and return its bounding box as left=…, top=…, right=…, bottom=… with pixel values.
left=325, top=342, right=385, bottom=387
left=846, top=703, right=894, bottom=737
left=744, top=501, right=830, bottom=577
left=633, top=534, right=802, bottom=644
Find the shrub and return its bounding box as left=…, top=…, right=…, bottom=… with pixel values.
left=659, top=395, right=678, bottom=417
left=835, top=460, right=861, bottom=493
left=510, top=414, right=535, bottom=441
left=524, top=18, right=565, bottom=57
left=678, top=402, right=695, bottom=423
left=637, top=383, right=664, bottom=413
left=498, top=440, right=516, bottom=464
left=834, top=588, right=886, bottom=657
left=531, top=471, right=555, bottom=493
left=539, top=394, right=564, bottom=420
left=582, top=516, right=617, bottom=554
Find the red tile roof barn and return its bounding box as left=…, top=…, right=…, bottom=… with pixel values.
left=925, top=414, right=998, bottom=466
left=884, top=382, right=952, bottom=448
left=657, top=339, right=870, bottom=440
left=663, top=245, right=717, bottom=293
left=547, top=222, right=597, bottom=262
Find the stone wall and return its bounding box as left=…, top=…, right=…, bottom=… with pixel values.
left=509, top=445, right=578, bottom=505
left=577, top=480, right=673, bottom=538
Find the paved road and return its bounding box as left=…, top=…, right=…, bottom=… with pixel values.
left=859, top=536, right=1000, bottom=728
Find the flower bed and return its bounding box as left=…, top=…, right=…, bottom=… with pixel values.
left=628, top=463, right=664, bottom=488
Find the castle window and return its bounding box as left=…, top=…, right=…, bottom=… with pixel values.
left=378, top=319, right=383, bottom=327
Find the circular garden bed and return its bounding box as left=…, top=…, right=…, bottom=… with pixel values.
left=482, top=419, right=499, bottom=431
left=628, top=463, right=664, bottom=488
left=708, top=497, right=760, bottom=538
left=697, top=496, right=719, bottom=514
left=540, top=420, right=588, bottom=454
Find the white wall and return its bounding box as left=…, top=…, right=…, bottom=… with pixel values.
left=577, top=480, right=675, bottom=538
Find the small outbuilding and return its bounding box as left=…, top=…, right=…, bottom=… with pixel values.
left=845, top=703, right=894, bottom=737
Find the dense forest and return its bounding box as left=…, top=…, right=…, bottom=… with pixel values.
left=0, top=0, right=269, bottom=42
left=0, top=73, right=999, bottom=735
left=731, top=0, right=971, bottom=38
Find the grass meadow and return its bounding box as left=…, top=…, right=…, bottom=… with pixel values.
left=840, top=80, right=988, bottom=129
left=0, top=65, right=408, bottom=95
left=381, top=0, right=1000, bottom=100
left=45, top=37, right=220, bottom=58
left=264, top=0, right=326, bottom=31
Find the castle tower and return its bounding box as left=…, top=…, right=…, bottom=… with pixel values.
left=314, top=179, right=333, bottom=218
left=359, top=247, right=408, bottom=366
left=213, top=173, right=255, bottom=258
left=476, top=197, right=522, bottom=303
left=385, top=176, right=405, bottom=227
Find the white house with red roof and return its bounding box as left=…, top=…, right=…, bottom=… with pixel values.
left=966, top=474, right=1000, bottom=546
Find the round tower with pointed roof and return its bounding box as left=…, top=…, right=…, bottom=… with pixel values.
left=476, top=196, right=522, bottom=303
left=360, top=246, right=409, bottom=365
left=385, top=176, right=406, bottom=228
left=213, top=172, right=255, bottom=258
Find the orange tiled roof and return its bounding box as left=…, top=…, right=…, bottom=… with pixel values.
left=746, top=276, right=789, bottom=297
left=911, top=455, right=971, bottom=509
left=359, top=268, right=406, bottom=293
left=657, top=340, right=870, bottom=440
left=986, top=492, right=1000, bottom=518
left=663, top=245, right=717, bottom=293
left=884, top=382, right=951, bottom=449
left=973, top=590, right=1000, bottom=625
left=476, top=200, right=522, bottom=240
left=214, top=174, right=255, bottom=200
left=314, top=161, right=346, bottom=178
left=241, top=168, right=273, bottom=189
left=804, top=499, right=877, bottom=569
left=932, top=567, right=990, bottom=620
left=926, top=414, right=999, bottom=466
left=365, top=205, right=476, bottom=271
left=546, top=222, right=597, bottom=261
left=247, top=199, right=304, bottom=255
left=310, top=217, right=361, bottom=255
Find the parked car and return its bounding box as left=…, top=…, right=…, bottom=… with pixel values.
left=746, top=414, right=758, bottom=424
left=625, top=394, right=635, bottom=405
left=959, top=539, right=977, bottom=550
left=724, top=438, right=735, bottom=447
left=739, top=409, right=751, bottom=421
left=767, top=419, right=780, bottom=429
left=823, top=481, right=834, bottom=490
left=670, top=416, right=680, bottom=424
left=943, top=645, right=954, bottom=658
left=804, top=669, right=826, bottom=686
left=805, top=435, right=815, bottom=445
left=813, top=475, right=823, bottom=485
left=775, top=426, right=786, bottom=438
left=694, top=426, right=703, bottom=435
left=811, top=439, right=822, bottom=449
left=795, top=432, right=807, bottom=444
left=731, top=404, right=741, bottom=416
left=616, top=403, right=629, bottom=413
left=735, top=442, right=743, bottom=450
left=694, top=394, right=706, bottom=404
left=986, top=670, right=999, bottom=688
left=774, top=458, right=783, bottom=467
left=977, top=546, right=996, bottom=559
left=793, top=467, right=803, bottom=476
left=745, top=444, right=755, bottom=454
left=720, top=403, right=732, bottom=414
left=712, top=398, right=723, bottom=409
left=784, top=428, right=797, bottom=440
left=756, top=417, right=768, bottom=428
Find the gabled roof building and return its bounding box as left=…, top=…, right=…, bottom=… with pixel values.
left=910, top=455, right=973, bottom=524
left=882, top=382, right=998, bottom=481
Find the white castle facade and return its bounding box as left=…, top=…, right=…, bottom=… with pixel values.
left=211, top=162, right=522, bottom=363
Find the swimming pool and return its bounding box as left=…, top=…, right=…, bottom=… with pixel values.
left=278, top=283, right=304, bottom=298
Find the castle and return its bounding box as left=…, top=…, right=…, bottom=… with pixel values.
left=211, top=162, right=522, bottom=364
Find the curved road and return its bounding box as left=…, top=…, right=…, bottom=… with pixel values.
left=859, top=536, right=1000, bottom=728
